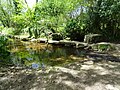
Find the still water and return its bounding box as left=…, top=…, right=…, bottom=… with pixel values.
left=8, top=39, right=86, bottom=68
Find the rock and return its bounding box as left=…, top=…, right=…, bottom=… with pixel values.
left=84, top=61, right=94, bottom=65
left=90, top=42, right=116, bottom=52
left=81, top=65, right=94, bottom=70
left=30, top=39, right=37, bottom=42
left=59, top=40, right=88, bottom=48
left=85, top=82, right=107, bottom=90
left=48, top=40, right=60, bottom=44
left=97, top=42, right=112, bottom=51
left=105, top=84, right=119, bottom=90
left=65, top=38, right=70, bottom=41
left=0, top=73, right=5, bottom=77
left=76, top=42, right=88, bottom=48
left=21, top=38, right=29, bottom=41
left=39, top=38, right=47, bottom=43
left=84, top=34, right=102, bottom=44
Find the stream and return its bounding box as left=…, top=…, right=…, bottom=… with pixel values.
left=8, top=39, right=87, bottom=68
left=0, top=39, right=120, bottom=90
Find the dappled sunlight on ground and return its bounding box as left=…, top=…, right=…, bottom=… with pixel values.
left=0, top=59, right=120, bottom=90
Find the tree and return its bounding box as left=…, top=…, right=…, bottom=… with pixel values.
left=34, top=0, right=82, bottom=36
left=65, top=0, right=90, bottom=41
left=0, top=0, right=26, bottom=34
left=0, top=0, right=13, bottom=27
left=87, top=0, right=120, bottom=41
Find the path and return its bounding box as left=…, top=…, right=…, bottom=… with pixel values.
left=0, top=61, right=120, bottom=90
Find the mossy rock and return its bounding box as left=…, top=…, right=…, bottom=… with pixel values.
left=91, top=42, right=115, bottom=52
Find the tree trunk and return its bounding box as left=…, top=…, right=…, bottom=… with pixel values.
left=28, top=28, right=32, bottom=38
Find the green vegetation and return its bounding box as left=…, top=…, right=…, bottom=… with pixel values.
left=0, top=35, right=13, bottom=66
left=87, top=0, right=120, bottom=41
left=0, top=0, right=119, bottom=41
left=0, top=0, right=120, bottom=67
left=0, top=1, right=120, bottom=89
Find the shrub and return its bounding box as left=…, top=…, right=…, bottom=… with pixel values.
left=0, top=35, right=12, bottom=66
left=65, top=16, right=87, bottom=41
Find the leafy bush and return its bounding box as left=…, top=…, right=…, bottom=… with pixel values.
left=65, top=15, right=87, bottom=41
left=0, top=35, right=12, bottom=66
left=0, top=35, right=8, bottom=51
left=0, top=27, right=15, bottom=35
left=87, top=0, right=120, bottom=41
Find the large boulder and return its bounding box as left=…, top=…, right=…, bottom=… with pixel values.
left=84, top=34, right=102, bottom=44
left=90, top=42, right=116, bottom=52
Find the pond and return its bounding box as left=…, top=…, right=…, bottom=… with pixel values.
left=8, top=39, right=87, bottom=68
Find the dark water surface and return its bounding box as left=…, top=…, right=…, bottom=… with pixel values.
left=8, top=39, right=86, bottom=67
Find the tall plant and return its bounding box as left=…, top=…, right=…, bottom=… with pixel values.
left=0, top=0, right=27, bottom=34
left=35, top=0, right=82, bottom=34
left=0, top=35, right=13, bottom=66
left=87, top=0, right=120, bottom=41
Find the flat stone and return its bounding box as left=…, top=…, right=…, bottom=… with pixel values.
left=85, top=82, right=106, bottom=90
left=30, top=39, right=37, bottom=42
left=81, top=65, right=94, bottom=70
left=105, top=84, right=119, bottom=90
left=84, top=61, right=94, bottom=65
left=48, top=40, right=60, bottom=44
left=84, top=34, right=102, bottom=43
left=39, top=38, right=47, bottom=43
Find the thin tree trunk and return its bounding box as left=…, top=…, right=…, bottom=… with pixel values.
left=28, top=27, right=32, bottom=38
left=36, top=0, right=38, bottom=3
left=24, top=0, right=29, bottom=7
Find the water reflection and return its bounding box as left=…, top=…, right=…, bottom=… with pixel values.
left=9, top=39, right=85, bottom=67
left=31, top=63, right=40, bottom=69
